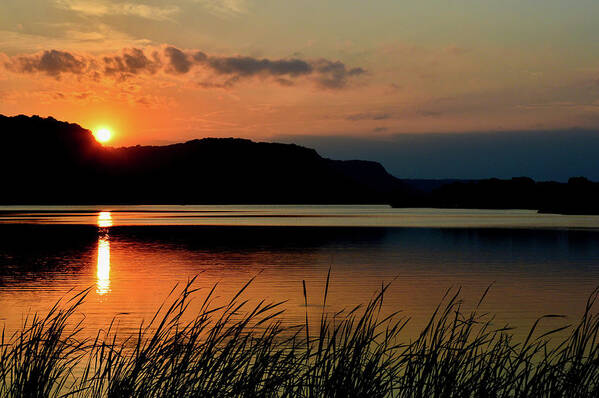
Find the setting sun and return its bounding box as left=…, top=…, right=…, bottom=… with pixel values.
left=94, top=128, right=112, bottom=143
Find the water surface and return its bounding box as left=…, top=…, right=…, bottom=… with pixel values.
left=1, top=205, right=599, bottom=342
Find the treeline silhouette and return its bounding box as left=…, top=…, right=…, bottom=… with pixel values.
left=394, top=177, right=599, bottom=214
left=0, top=114, right=403, bottom=204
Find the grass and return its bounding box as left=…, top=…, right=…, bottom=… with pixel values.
left=1, top=272, right=598, bottom=397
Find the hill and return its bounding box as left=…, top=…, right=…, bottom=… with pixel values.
left=0, top=114, right=404, bottom=204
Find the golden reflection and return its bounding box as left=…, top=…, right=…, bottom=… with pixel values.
left=96, top=237, right=111, bottom=295
left=98, top=211, right=113, bottom=228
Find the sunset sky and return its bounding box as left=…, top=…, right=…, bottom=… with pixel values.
left=1, top=0, right=598, bottom=178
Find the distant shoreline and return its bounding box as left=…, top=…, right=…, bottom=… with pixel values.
left=393, top=176, right=599, bottom=216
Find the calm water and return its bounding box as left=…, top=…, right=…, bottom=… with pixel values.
left=1, top=205, right=599, bottom=342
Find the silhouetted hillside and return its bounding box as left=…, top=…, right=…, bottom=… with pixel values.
left=0, top=114, right=404, bottom=204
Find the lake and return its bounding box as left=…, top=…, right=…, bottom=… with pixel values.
left=1, top=205, right=599, bottom=342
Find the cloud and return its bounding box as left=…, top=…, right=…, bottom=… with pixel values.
left=311, top=59, right=366, bottom=89
left=195, top=0, right=248, bottom=17
left=0, top=26, right=152, bottom=54
left=6, top=50, right=88, bottom=76
left=55, top=0, right=179, bottom=21
left=197, top=54, right=365, bottom=89
left=103, top=48, right=161, bottom=76
left=4, top=47, right=161, bottom=79
left=203, top=56, right=312, bottom=77
left=164, top=46, right=192, bottom=74
left=274, top=78, right=294, bottom=87
left=4, top=46, right=366, bottom=89
left=193, top=52, right=208, bottom=62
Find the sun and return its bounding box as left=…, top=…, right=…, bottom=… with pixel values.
left=94, top=128, right=112, bottom=143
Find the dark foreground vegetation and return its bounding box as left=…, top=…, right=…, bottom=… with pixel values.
left=1, top=276, right=599, bottom=397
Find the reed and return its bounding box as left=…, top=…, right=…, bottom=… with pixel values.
left=1, top=275, right=598, bottom=397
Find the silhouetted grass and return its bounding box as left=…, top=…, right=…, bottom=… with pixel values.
left=1, top=274, right=598, bottom=397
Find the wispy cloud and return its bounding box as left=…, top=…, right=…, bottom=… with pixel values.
left=194, top=0, right=248, bottom=17
left=0, top=27, right=151, bottom=54
left=55, top=0, right=180, bottom=21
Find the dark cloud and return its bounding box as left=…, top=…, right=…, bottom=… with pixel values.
left=372, top=127, right=388, bottom=132
left=103, top=48, right=161, bottom=76
left=205, top=56, right=312, bottom=77
left=274, top=78, right=294, bottom=86
left=196, top=53, right=364, bottom=89
left=7, top=50, right=87, bottom=77
left=312, top=59, right=366, bottom=89
left=193, top=51, right=208, bottom=62
left=5, top=46, right=366, bottom=89
left=164, top=46, right=192, bottom=74
left=346, top=112, right=391, bottom=121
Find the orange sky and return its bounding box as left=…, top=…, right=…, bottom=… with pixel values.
left=1, top=0, right=599, bottom=146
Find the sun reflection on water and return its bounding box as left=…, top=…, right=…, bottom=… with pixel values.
left=96, top=237, right=111, bottom=295
left=96, top=211, right=112, bottom=295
